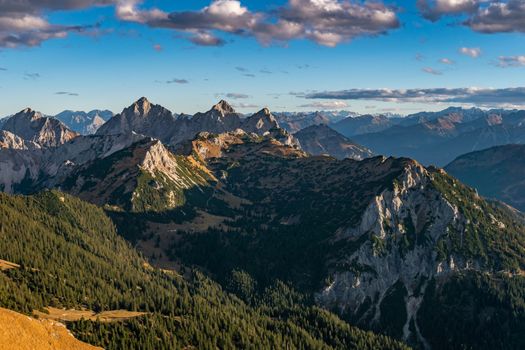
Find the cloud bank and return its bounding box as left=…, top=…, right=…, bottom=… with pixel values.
left=302, top=87, right=525, bottom=107
left=299, top=100, right=350, bottom=109
left=4, top=1, right=524, bottom=48
left=496, top=56, right=525, bottom=68
left=116, top=0, right=400, bottom=47
left=0, top=0, right=115, bottom=47
left=418, top=0, right=525, bottom=34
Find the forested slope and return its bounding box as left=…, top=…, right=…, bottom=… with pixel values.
left=0, top=191, right=407, bottom=350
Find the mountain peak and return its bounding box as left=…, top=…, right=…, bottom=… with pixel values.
left=135, top=96, right=150, bottom=104
left=295, top=124, right=374, bottom=160
left=16, top=108, right=42, bottom=121
left=212, top=100, right=235, bottom=115
left=131, top=97, right=152, bottom=115
left=256, top=107, right=271, bottom=116
left=1, top=108, right=77, bottom=147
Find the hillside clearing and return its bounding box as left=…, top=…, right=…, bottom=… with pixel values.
left=34, top=307, right=146, bottom=323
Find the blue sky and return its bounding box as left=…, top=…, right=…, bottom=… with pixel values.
left=0, top=0, right=524, bottom=116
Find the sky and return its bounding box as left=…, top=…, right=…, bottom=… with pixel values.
left=0, top=0, right=525, bottom=116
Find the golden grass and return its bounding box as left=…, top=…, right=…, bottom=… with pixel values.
left=34, top=307, right=146, bottom=323
left=0, top=307, right=102, bottom=350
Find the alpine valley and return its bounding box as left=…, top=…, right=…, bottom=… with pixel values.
left=1, top=98, right=525, bottom=350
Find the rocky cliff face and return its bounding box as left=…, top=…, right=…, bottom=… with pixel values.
left=294, top=124, right=374, bottom=160
left=0, top=130, right=40, bottom=150
left=0, top=133, right=144, bottom=193
left=315, top=162, right=523, bottom=345
left=59, top=138, right=212, bottom=212
left=317, top=163, right=450, bottom=344
left=1, top=108, right=78, bottom=147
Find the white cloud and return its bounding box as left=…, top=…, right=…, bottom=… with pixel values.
left=459, top=47, right=481, bottom=58
left=422, top=67, right=443, bottom=75
left=232, top=102, right=259, bottom=109
left=417, top=0, right=479, bottom=21
left=496, top=56, right=525, bottom=68
left=299, top=100, right=349, bottom=109
left=189, top=32, right=226, bottom=46
left=225, top=93, right=251, bottom=99
left=439, top=58, right=454, bottom=64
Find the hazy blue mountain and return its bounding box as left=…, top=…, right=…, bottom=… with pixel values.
left=55, top=109, right=113, bottom=134
left=354, top=108, right=525, bottom=166
left=446, top=144, right=525, bottom=211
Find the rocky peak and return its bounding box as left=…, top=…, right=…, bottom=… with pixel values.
left=253, top=107, right=276, bottom=121
left=259, top=107, right=271, bottom=116
left=211, top=100, right=236, bottom=116
left=97, top=98, right=175, bottom=140
left=294, top=124, right=374, bottom=160
left=242, top=107, right=280, bottom=134
left=129, top=97, right=152, bottom=116
left=15, top=108, right=42, bottom=121
left=1, top=108, right=78, bottom=147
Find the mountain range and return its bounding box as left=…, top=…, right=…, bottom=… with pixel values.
left=96, top=98, right=298, bottom=149
left=352, top=107, right=525, bottom=166
left=274, top=111, right=356, bottom=133
left=0, top=98, right=525, bottom=349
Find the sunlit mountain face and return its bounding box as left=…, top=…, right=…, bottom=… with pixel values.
left=1, top=1, right=525, bottom=350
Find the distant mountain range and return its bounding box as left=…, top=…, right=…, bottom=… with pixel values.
left=332, top=114, right=401, bottom=137
left=273, top=111, right=356, bottom=133
left=7, top=103, right=524, bottom=168
left=352, top=107, right=525, bottom=166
